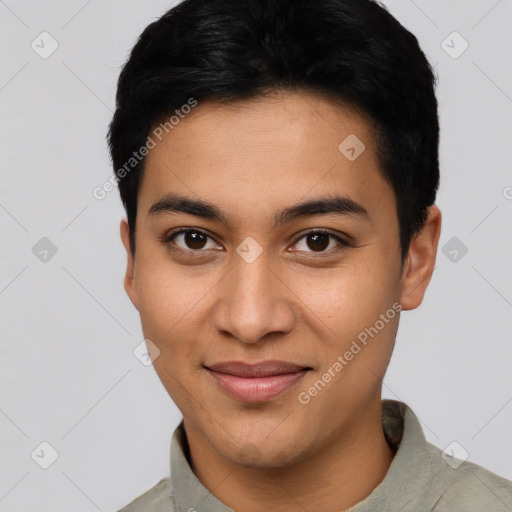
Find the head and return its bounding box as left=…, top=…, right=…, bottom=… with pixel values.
left=108, top=0, right=441, bottom=467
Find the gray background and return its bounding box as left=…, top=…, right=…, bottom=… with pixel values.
left=1, top=0, right=511, bottom=510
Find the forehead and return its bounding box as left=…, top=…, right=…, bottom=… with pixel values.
left=138, top=91, right=395, bottom=226
left=147, top=91, right=377, bottom=162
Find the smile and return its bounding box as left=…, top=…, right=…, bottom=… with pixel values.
left=205, top=360, right=312, bottom=403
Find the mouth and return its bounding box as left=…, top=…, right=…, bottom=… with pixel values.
left=204, top=360, right=312, bottom=403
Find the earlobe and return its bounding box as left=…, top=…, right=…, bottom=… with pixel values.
left=400, top=205, right=442, bottom=310
left=120, top=218, right=139, bottom=311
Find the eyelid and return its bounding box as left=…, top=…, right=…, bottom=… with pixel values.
left=163, top=227, right=350, bottom=255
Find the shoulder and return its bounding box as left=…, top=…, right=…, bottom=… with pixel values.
left=117, top=478, right=176, bottom=512
left=425, top=442, right=512, bottom=511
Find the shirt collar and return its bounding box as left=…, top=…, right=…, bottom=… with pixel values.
left=347, top=399, right=434, bottom=510
left=170, top=422, right=234, bottom=512
left=169, top=399, right=433, bottom=512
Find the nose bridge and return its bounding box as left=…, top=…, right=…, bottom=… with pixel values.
left=213, top=248, right=293, bottom=344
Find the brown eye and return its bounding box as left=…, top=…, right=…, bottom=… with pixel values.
left=183, top=230, right=207, bottom=250
left=306, top=232, right=330, bottom=252
left=166, top=229, right=220, bottom=252
left=292, top=230, right=347, bottom=254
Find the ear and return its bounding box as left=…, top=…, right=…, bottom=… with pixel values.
left=120, top=218, right=139, bottom=311
left=400, top=205, right=442, bottom=310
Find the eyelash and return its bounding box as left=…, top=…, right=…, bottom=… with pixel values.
left=161, top=228, right=350, bottom=256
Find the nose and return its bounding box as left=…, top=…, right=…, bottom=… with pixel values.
left=212, top=251, right=295, bottom=344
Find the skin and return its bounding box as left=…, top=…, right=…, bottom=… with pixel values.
left=120, top=91, right=441, bottom=511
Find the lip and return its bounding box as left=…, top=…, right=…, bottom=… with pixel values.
left=205, top=360, right=311, bottom=403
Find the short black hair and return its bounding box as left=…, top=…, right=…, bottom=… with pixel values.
left=107, top=0, right=439, bottom=259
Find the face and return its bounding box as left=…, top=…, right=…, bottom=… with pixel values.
left=121, top=91, right=439, bottom=468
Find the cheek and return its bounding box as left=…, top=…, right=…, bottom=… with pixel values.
left=135, top=255, right=202, bottom=332
left=134, top=259, right=219, bottom=374
left=302, top=254, right=399, bottom=333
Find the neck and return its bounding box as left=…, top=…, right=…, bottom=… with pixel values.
left=184, top=398, right=395, bottom=512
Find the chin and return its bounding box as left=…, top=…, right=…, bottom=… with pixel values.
left=212, top=426, right=308, bottom=469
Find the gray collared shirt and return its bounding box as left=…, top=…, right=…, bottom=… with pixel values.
left=118, top=400, right=512, bottom=511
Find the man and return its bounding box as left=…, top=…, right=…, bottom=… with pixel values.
left=108, top=0, right=512, bottom=510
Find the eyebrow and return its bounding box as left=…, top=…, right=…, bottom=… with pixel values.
left=148, top=192, right=369, bottom=227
